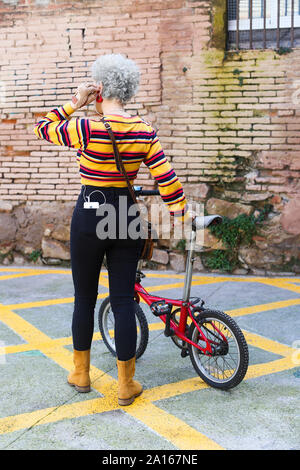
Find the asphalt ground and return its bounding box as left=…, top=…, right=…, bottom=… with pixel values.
left=0, top=266, right=299, bottom=451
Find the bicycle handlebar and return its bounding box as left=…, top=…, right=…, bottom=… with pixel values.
left=134, top=186, right=160, bottom=197
left=139, top=190, right=160, bottom=196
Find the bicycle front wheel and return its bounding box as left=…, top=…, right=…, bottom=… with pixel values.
left=98, top=297, right=149, bottom=359
left=188, top=309, right=249, bottom=390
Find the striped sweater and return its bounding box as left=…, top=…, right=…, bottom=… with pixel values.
left=34, top=102, right=188, bottom=218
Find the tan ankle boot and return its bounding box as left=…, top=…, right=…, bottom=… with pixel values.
left=117, top=357, right=143, bottom=406
left=67, top=349, right=91, bottom=393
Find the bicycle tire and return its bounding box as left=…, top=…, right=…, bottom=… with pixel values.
left=98, top=297, right=149, bottom=359
left=188, top=309, right=249, bottom=390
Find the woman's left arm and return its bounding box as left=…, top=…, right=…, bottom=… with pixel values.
left=33, top=82, right=98, bottom=149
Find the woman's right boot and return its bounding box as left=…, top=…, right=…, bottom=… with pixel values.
left=117, top=356, right=143, bottom=406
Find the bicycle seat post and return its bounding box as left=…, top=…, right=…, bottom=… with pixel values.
left=137, top=259, right=143, bottom=272
left=182, top=227, right=197, bottom=304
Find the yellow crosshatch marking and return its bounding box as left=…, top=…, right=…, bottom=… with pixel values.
left=0, top=267, right=299, bottom=450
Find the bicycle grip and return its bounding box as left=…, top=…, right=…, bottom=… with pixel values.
left=192, top=215, right=223, bottom=230
left=137, top=189, right=160, bottom=196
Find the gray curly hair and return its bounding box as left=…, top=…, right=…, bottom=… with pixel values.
left=91, top=53, right=140, bottom=104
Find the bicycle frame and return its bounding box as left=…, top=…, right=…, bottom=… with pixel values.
left=134, top=227, right=226, bottom=355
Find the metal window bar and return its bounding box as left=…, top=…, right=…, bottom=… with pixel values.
left=291, top=0, right=294, bottom=46
left=227, top=0, right=300, bottom=49
left=263, top=0, right=266, bottom=47
left=250, top=0, right=253, bottom=48
left=277, top=0, right=280, bottom=48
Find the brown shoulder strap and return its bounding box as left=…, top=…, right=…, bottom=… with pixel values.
left=101, top=117, right=138, bottom=204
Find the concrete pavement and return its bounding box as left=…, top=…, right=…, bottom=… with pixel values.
left=0, top=266, right=299, bottom=450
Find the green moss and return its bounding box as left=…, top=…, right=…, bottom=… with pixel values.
left=255, top=203, right=273, bottom=223
left=219, top=127, right=232, bottom=132
left=209, top=214, right=257, bottom=249
left=28, top=250, right=42, bottom=262
left=253, top=109, right=266, bottom=117
left=176, top=239, right=186, bottom=252
left=210, top=0, right=227, bottom=50
left=202, top=49, right=225, bottom=66
left=202, top=249, right=238, bottom=273
left=238, top=76, right=244, bottom=86
left=202, top=204, right=273, bottom=272
left=273, top=256, right=300, bottom=273
left=276, top=47, right=293, bottom=55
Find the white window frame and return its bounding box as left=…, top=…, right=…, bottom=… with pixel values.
left=228, top=1, right=300, bottom=31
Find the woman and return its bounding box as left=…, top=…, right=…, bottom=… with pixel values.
left=34, top=53, right=189, bottom=406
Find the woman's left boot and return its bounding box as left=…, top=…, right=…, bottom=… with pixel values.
left=117, top=356, right=143, bottom=406
left=67, top=349, right=91, bottom=393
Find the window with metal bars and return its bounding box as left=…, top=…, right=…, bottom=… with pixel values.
left=227, top=0, right=300, bottom=49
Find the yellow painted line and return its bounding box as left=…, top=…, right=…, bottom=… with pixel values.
left=0, top=382, right=223, bottom=450
left=1, top=298, right=297, bottom=357
left=278, top=281, right=300, bottom=294
left=0, top=332, right=104, bottom=356
left=0, top=398, right=117, bottom=436
left=99, top=275, right=109, bottom=288
left=146, top=278, right=227, bottom=293
left=0, top=268, right=72, bottom=273
left=0, top=268, right=33, bottom=272
left=3, top=278, right=217, bottom=310
left=1, top=353, right=295, bottom=439
left=0, top=269, right=72, bottom=281
left=144, top=356, right=296, bottom=403
left=191, top=275, right=233, bottom=282
left=0, top=304, right=224, bottom=450
left=226, top=298, right=300, bottom=317
left=244, top=356, right=295, bottom=380
left=137, top=273, right=186, bottom=279
left=0, top=314, right=295, bottom=450
left=144, top=377, right=209, bottom=402
left=146, top=281, right=195, bottom=293
left=258, top=279, right=300, bottom=295
left=0, top=323, right=164, bottom=357
left=0, top=272, right=48, bottom=281
left=38, top=345, right=117, bottom=399
left=0, top=304, right=52, bottom=345
left=6, top=297, right=77, bottom=310
left=126, top=400, right=224, bottom=450
left=6, top=292, right=108, bottom=310
left=243, top=330, right=296, bottom=357
left=0, top=353, right=296, bottom=441
left=1, top=273, right=299, bottom=449
left=0, top=303, right=116, bottom=396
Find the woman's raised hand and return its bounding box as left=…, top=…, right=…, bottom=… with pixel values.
left=70, top=82, right=100, bottom=110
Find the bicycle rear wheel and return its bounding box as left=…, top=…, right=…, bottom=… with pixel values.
left=98, top=297, right=149, bottom=359
left=188, top=309, right=249, bottom=390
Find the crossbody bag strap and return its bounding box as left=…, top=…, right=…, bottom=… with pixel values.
left=101, top=117, right=138, bottom=205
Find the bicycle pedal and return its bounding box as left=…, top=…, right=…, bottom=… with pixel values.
left=181, top=349, right=189, bottom=358
left=150, top=300, right=172, bottom=317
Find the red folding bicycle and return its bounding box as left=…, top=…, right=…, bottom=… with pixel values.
left=98, top=187, right=249, bottom=390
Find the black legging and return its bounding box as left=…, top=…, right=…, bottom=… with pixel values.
left=70, top=185, right=142, bottom=361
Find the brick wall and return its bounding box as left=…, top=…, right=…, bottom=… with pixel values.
left=0, top=0, right=213, bottom=202
left=0, top=0, right=300, bottom=272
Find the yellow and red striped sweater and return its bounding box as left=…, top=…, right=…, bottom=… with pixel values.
left=34, top=102, right=188, bottom=218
